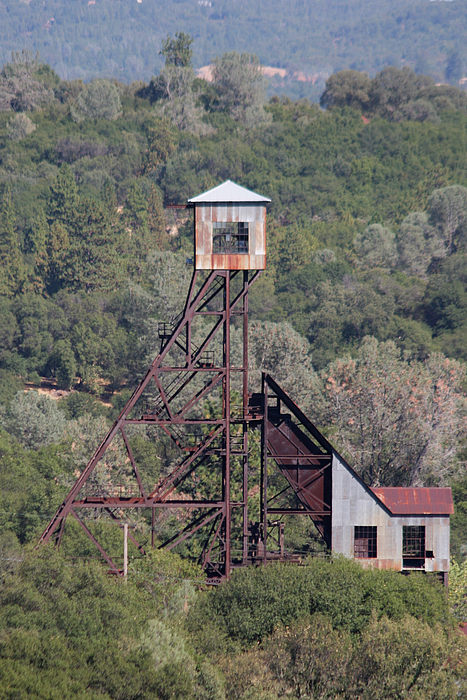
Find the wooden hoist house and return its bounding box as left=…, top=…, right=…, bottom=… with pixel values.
left=40, top=181, right=453, bottom=584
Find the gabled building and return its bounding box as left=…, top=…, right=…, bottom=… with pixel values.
left=332, top=453, right=453, bottom=582
left=261, top=374, right=453, bottom=584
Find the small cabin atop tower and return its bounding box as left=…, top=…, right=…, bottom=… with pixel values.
left=188, top=180, right=270, bottom=270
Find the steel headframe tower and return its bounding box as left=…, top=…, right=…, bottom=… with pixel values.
left=39, top=180, right=271, bottom=581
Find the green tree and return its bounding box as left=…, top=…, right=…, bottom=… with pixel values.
left=70, top=79, right=122, bottom=122
left=1, top=390, right=67, bottom=449
left=0, top=431, right=64, bottom=542
left=369, top=66, right=433, bottom=120
left=449, top=558, right=467, bottom=621
left=6, top=112, right=36, bottom=140
left=451, top=475, right=467, bottom=562
left=160, top=32, right=193, bottom=68
left=354, top=223, right=397, bottom=269
left=46, top=221, right=70, bottom=293
left=396, top=211, right=444, bottom=277
left=0, top=186, right=26, bottom=298
left=320, top=69, right=372, bottom=111
left=212, top=52, right=271, bottom=128
left=0, top=549, right=163, bottom=697
left=49, top=339, right=77, bottom=389
left=23, top=208, right=50, bottom=293
left=144, top=33, right=207, bottom=133
left=143, top=117, right=177, bottom=175
left=428, top=185, right=467, bottom=255
left=156, top=65, right=207, bottom=132
left=147, top=184, right=168, bottom=248
left=249, top=320, right=318, bottom=409
left=316, top=337, right=466, bottom=486
left=190, top=558, right=449, bottom=647
left=125, top=180, right=149, bottom=234
left=0, top=50, right=55, bottom=112
left=64, top=197, right=124, bottom=293
left=10, top=294, right=66, bottom=378
left=264, top=614, right=352, bottom=699
left=350, top=614, right=465, bottom=699
left=47, top=165, right=80, bottom=233
left=424, top=277, right=467, bottom=334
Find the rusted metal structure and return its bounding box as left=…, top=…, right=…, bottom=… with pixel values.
left=258, top=374, right=453, bottom=581
left=39, top=181, right=453, bottom=582
left=39, top=181, right=271, bottom=580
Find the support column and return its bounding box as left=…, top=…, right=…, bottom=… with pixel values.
left=123, top=523, right=128, bottom=579
left=224, top=272, right=231, bottom=578
left=261, top=373, right=268, bottom=564
left=242, top=270, right=249, bottom=565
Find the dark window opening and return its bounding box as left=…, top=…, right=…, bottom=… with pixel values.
left=354, top=526, right=377, bottom=558
left=212, top=222, right=249, bottom=254
left=403, top=525, right=425, bottom=568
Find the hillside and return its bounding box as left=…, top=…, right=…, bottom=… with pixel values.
left=0, top=45, right=466, bottom=544
left=0, top=42, right=466, bottom=698
left=0, top=0, right=466, bottom=99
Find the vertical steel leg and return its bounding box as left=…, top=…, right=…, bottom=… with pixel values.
left=224, top=272, right=231, bottom=578
left=242, top=270, right=249, bottom=565
left=262, top=373, right=268, bottom=564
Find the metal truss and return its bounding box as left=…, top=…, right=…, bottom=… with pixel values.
left=40, top=269, right=261, bottom=580
left=39, top=270, right=332, bottom=579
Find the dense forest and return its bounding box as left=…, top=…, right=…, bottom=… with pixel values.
left=0, top=0, right=466, bottom=99
left=0, top=39, right=466, bottom=697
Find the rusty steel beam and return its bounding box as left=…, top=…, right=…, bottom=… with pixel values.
left=70, top=510, right=120, bottom=573
left=161, top=508, right=222, bottom=551
left=120, top=427, right=145, bottom=498
left=74, top=500, right=227, bottom=509
left=39, top=249, right=338, bottom=580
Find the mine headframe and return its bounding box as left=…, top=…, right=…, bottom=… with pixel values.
left=38, top=181, right=332, bottom=580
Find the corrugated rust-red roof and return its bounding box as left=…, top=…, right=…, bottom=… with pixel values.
left=370, top=487, right=454, bottom=515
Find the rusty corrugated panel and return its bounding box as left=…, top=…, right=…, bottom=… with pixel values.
left=194, top=200, right=267, bottom=270
left=266, top=415, right=332, bottom=547
left=370, top=487, right=454, bottom=515
left=195, top=254, right=211, bottom=269
left=255, top=220, right=265, bottom=254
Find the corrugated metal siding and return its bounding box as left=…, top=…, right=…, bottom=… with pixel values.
left=332, top=455, right=450, bottom=573
left=194, top=203, right=267, bottom=270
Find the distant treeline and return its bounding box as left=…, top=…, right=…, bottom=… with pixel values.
left=0, top=0, right=465, bottom=99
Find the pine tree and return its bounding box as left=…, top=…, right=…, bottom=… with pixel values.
left=47, top=164, right=80, bottom=236
left=24, top=208, right=49, bottom=293
left=47, top=221, right=69, bottom=294
left=143, top=117, right=176, bottom=175
left=65, top=198, right=125, bottom=293
left=0, top=187, right=26, bottom=297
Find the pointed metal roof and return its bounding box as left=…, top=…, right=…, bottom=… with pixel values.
left=188, top=180, right=271, bottom=203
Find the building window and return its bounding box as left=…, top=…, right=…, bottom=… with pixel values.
left=403, top=526, right=425, bottom=568
left=212, top=222, right=249, bottom=254
left=354, top=526, right=377, bottom=558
